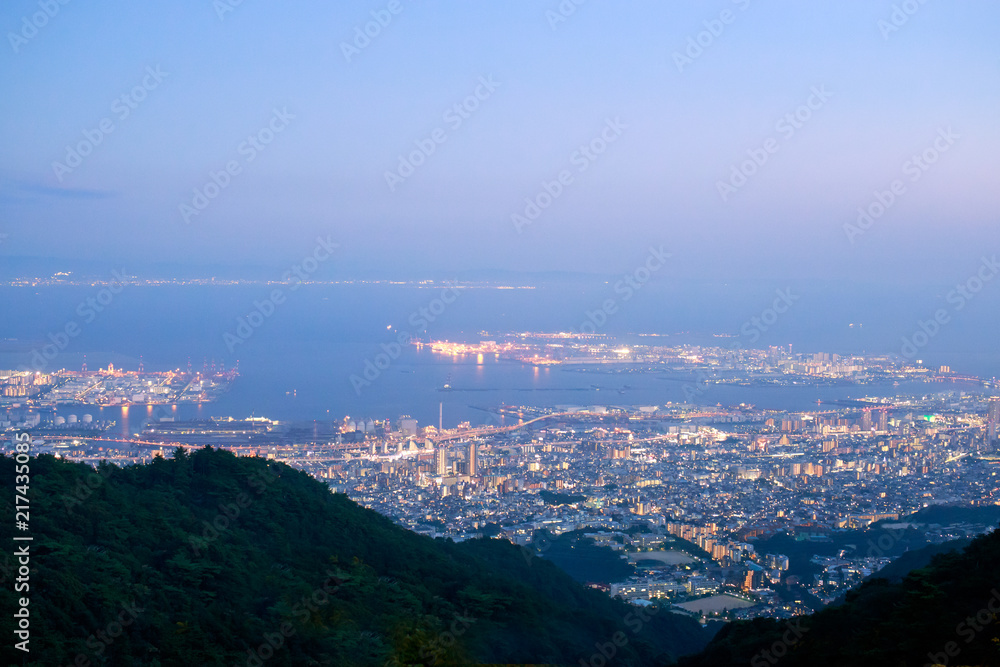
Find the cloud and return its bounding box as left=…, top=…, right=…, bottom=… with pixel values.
left=0, top=172, right=117, bottom=203
left=13, top=180, right=117, bottom=200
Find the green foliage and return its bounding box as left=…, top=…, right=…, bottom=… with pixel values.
left=529, top=529, right=636, bottom=584
left=886, top=504, right=1000, bottom=528
left=680, top=526, right=1000, bottom=667
left=667, top=535, right=713, bottom=562
left=0, top=450, right=709, bottom=666
left=538, top=490, right=587, bottom=506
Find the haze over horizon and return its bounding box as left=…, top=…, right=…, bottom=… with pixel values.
left=2, top=1, right=998, bottom=283
left=8, top=6, right=1000, bottom=665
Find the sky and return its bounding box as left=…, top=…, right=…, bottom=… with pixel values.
left=1, top=0, right=998, bottom=282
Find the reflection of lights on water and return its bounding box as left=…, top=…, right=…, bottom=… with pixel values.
left=120, top=405, right=130, bottom=437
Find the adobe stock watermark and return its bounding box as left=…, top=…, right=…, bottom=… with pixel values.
left=511, top=117, right=626, bottom=233
left=188, top=465, right=278, bottom=556
left=340, top=0, right=409, bottom=63
left=683, top=288, right=799, bottom=401
left=865, top=525, right=907, bottom=558
left=750, top=617, right=808, bottom=667
left=520, top=529, right=553, bottom=566
left=384, top=75, right=501, bottom=192
left=61, top=463, right=115, bottom=514
left=572, top=245, right=671, bottom=335
left=349, top=283, right=461, bottom=395
left=739, top=289, right=799, bottom=344
left=179, top=107, right=295, bottom=224
left=545, top=0, right=587, bottom=31
left=7, top=0, right=71, bottom=54
left=925, top=588, right=1000, bottom=667
left=20, top=269, right=130, bottom=373
left=242, top=572, right=345, bottom=666
left=51, top=66, right=168, bottom=182
left=213, top=0, right=247, bottom=21
left=80, top=600, right=145, bottom=662
left=717, top=85, right=833, bottom=203
left=223, top=236, right=338, bottom=352
left=578, top=605, right=658, bottom=667
left=672, top=0, right=752, bottom=73
left=900, top=255, right=999, bottom=359
left=878, top=0, right=931, bottom=41
left=844, top=126, right=958, bottom=244
left=418, top=611, right=477, bottom=665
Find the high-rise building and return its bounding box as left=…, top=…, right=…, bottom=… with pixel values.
left=435, top=447, right=447, bottom=476
left=398, top=417, right=418, bottom=436
left=989, top=398, right=1000, bottom=441
left=861, top=409, right=872, bottom=431
left=878, top=408, right=888, bottom=432
left=468, top=442, right=477, bottom=477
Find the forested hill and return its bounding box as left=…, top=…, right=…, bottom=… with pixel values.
left=0, top=449, right=709, bottom=666
left=679, top=526, right=1000, bottom=667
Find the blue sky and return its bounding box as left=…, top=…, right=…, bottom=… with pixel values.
left=1, top=0, right=998, bottom=281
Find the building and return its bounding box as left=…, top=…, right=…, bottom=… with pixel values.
left=989, top=398, right=1000, bottom=441
left=398, top=417, right=418, bottom=436
left=468, top=442, right=477, bottom=477
left=435, top=447, right=447, bottom=476
left=765, top=553, right=790, bottom=570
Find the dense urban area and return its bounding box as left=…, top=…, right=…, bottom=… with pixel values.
left=5, top=340, right=1000, bottom=624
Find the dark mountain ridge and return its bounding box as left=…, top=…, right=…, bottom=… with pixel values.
left=0, top=449, right=709, bottom=665
left=680, top=525, right=1000, bottom=667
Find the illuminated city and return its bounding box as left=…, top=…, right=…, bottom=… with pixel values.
left=5, top=2, right=1000, bottom=663
left=6, top=340, right=999, bottom=623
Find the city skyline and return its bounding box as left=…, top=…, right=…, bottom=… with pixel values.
left=4, top=4, right=1000, bottom=663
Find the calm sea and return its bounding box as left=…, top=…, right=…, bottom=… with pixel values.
left=1, top=281, right=997, bottom=434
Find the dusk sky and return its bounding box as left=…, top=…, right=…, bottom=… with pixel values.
left=2, top=1, right=998, bottom=281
